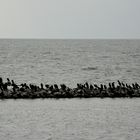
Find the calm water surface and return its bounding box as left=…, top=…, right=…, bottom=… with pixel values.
left=0, top=99, right=140, bottom=140
left=0, top=39, right=140, bottom=87
left=0, top=39, right=140, bottom=140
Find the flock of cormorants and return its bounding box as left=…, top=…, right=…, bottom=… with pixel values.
left=0, top=77, right=140, bottom=99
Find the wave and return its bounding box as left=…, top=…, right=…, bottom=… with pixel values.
left=82, top=67, right=98, bottom=71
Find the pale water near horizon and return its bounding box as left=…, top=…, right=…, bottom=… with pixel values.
left=0, top=39, right=140, bottom=87
left=0, top=39, right=140, bottom=140
left=0, top=99, right=140, bottom=140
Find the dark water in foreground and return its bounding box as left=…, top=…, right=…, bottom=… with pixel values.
left=0, top=99, right=140, bottom=140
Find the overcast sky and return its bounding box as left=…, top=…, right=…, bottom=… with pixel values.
left=0, top=0, right=140, bottom=38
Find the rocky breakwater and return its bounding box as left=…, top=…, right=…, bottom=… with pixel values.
left=0, top=78, right=140, bottom=99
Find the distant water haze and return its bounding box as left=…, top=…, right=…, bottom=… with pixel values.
left=0, top=39, right=140, bottom=87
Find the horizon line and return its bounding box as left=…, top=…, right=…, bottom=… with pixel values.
left=0, top=37, right=140, bottom=40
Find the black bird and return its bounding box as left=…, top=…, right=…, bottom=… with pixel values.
left=41, top=83, right=44, bottom=89
left=77, top=83, right=80, bottom=88
left=118, top=80, right=122, bottom=86
left=100, top=84, right=104, bottom=91
left=11, top=80, right=18, bottom=89
left=0, top=77, right=3, bottom=91
left=90, top=84, right=94, bottom=90
left=54, top=84, right=59, bottom=92
left=132, top=83, right=136, bottom=89
left=94, top=84, right=100, bottom=89
left=126, top=83, right=129, bottom=88
left=7, top=78, right=11, bottom=86
left=45, top=84, right=49, bottom=89
left=109, top=83, right=112, bottom=89
left=60, top=84, right=66, bottom=90
left=85, top=82, right=89, bottom=89
left=54, top=84, right=59, bottom=89
left=0, top=77, right=3, bottom=84
left=49, top=85, right=54, bottom=91
left=135, top=82, right=139, bottom=89
left=121, top=82, right=125, bottom=87
left=112, top=82, right=115, bottom=89
left=3, top=83, right=8, bottom=90
left=77, top=84, right=83, bottom=89
left=104, top=85, right=107, bottom=90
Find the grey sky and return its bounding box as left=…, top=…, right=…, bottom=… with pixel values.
left=0, top=0, right=140, bottom=38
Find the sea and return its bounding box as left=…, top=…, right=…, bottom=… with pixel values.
left=0, top=39, right=140, bottom=140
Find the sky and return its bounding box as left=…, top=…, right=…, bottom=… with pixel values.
left=0, top=0, right=140, bottom=38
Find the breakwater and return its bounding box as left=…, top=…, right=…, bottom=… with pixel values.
left=0, top=77, right=140, bottom=99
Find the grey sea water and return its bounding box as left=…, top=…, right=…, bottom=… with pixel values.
left=0, top=99, right=140, bottom=140
left=0, top=39, right=140, bottom=140
left=0, top=39, right=140, bottom=87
